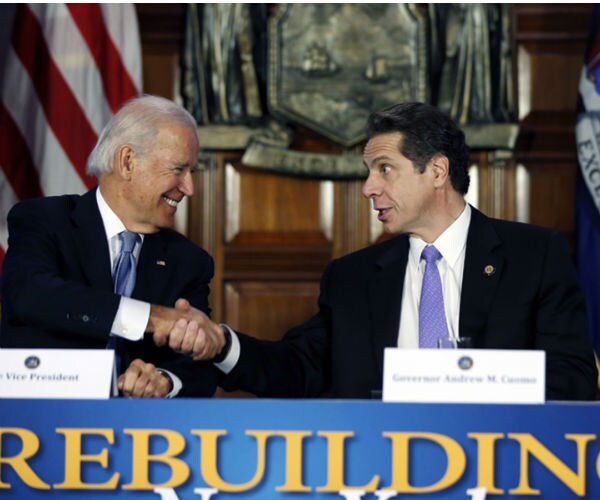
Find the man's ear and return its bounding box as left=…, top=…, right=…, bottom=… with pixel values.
left=115, top=145, right=135, bottom=180
left=430, top=153, right=450, bottom=187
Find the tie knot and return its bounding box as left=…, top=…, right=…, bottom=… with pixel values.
left=119, top=231, right=139, bottom=253
left=421, top=245, right=441, bottom=264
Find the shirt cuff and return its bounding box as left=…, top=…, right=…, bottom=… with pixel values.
left=214, top=324, right=240, bottom=374
left=156, top=369, right=182, bottom=398
left=110, top=297, right=150, bottom=340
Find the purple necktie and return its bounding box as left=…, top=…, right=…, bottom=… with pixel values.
left=419, top=245, right=449, bottom=348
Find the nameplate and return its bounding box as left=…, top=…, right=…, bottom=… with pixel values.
left=383, top=348, right=545, bottom=404
left=0, top=349, right=113, bottom=399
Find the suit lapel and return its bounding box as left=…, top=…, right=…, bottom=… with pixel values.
left=133, top=231, right=172, bottom=303
left=459, top=207, right=504, bottom=345
left=71, top=189, right=172, bottom=302
left=369, top=236, right=409, bottom=376
left=71, top=188, right=113, bottom=291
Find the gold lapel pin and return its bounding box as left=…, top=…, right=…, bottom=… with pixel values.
left=483, top=264, right=495, bottom=276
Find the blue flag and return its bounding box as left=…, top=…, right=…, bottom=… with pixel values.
left=576, top=5, right=600, bottom=355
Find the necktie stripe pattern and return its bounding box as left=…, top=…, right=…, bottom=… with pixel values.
left=418, top=245, right=450, bottom=348
left=113, top=231, right=140, bottom=297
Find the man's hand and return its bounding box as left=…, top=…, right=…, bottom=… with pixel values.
left=146, top=304, right=185, bottom=344
left=168, top=298, right=226, bottom=360
left=118, top=358, right=173, bottom=398
left=147, top=299, right=226, bottom=360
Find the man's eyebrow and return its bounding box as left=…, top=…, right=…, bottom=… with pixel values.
left=364, top=155, right=393, bottom=168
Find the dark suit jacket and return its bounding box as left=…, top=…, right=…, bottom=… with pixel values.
left=0, top=188, right=219, bottom=396
left=222, top=207, right=598, bottom=400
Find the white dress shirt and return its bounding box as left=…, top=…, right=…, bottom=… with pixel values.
left=398, top=203, right=471, bottom=347
left=96, top=188, right=149, bottom=340
left=217, top=204, right=472, bottom=374
left=96, top=188, right=181, bottom=396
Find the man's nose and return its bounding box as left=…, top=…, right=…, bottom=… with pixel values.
left=180, top=170, right=195, bottom=197
left=361, top=172, right=380, bottom=199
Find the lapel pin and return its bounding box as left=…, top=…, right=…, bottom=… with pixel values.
left=156, top=260, right=166, bottom=267
left=483, top=264, right=495, bottom=276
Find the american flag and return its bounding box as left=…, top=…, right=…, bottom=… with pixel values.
left=0, top=4, right=142, bottom=268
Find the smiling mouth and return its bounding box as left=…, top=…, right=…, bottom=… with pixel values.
left=162, top=195, right=180, bottom=208
left=376, top=208, right=390, bottom=219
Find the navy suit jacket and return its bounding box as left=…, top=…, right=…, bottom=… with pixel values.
left=0, top=188, right=219, bottom=396
left=222, top=207, right=598, bottom=400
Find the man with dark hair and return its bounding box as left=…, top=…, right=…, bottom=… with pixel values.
left=365, top=102, right=471, bottom=195
left=1, top=95, right=224, bottom=398
left=183, top=102, right=598, bottom=400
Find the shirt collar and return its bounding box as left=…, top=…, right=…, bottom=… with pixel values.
left=96, top=187, right=127, bottom=242
left=408, top=203, right=471, bottom=269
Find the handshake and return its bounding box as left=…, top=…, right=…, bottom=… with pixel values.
left=147, top=298, right=227, bottom=361
left=117, top=299, right=226, bottom=398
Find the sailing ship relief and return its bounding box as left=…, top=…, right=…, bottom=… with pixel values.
left=268, top=4, right=428, bottom=147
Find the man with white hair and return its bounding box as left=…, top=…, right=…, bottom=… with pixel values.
left=0, top=95, right=224, bottom=398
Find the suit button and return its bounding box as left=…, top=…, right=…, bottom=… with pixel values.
left=82, top=315, right=90, bottom=322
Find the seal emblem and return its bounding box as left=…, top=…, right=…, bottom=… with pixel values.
left=24, top=356, right=41, bottom=369
left=458, top=356, right=473, bottom=370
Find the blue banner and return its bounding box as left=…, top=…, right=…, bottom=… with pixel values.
left=1, top=399, right=600, bottom=499
left=576, top=5, right=600, bottom=356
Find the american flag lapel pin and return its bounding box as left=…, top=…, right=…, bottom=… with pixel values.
left=156, top=259, right=166, bottom=267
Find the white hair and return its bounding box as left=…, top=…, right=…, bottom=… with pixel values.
left=86, top=95, right=198, bottom=177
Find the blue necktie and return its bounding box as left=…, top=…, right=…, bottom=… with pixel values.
left=108, top=231, right=139, bottom=383
left=113, top=231, right=139, bottom=297
left=418, top=245, right=450, bottom=348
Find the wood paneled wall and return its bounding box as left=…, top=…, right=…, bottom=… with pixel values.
left=136, top=4, right=592, bottom=352
left=513, top=4, right=591, bottom=246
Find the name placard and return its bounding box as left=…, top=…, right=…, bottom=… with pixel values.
left=0, top=349, right=113, bottom=399
left=383, top=348, right=545, bottom=404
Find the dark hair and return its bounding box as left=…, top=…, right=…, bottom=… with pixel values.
left=366, top=102, right=470, bottom=194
